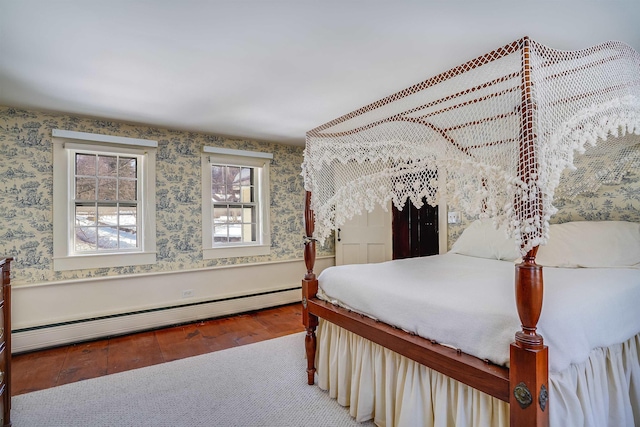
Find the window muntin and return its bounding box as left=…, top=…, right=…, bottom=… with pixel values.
left=73, top=152, right=140, bottom=253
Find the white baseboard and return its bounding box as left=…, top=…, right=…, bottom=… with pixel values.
left=13, top=288, right=300, bottom=354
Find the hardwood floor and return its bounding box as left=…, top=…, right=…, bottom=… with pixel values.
left=12, top=303, right=304, bottom=396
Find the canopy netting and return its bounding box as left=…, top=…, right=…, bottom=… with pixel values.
left=302, top=37, right=640, bottom=255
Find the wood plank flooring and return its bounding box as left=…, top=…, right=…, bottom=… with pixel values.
left=12, top=303, right=304, bottom=396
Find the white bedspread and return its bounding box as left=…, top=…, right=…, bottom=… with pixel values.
left=317, top=253, right=640, bottom=373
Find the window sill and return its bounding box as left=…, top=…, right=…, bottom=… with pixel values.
left=53, top=252, right=157, bottom=272
left=203, top=244, right=270, bottom=260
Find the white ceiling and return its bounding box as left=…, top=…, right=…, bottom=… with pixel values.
left=1, top=1, right=639, bottom=146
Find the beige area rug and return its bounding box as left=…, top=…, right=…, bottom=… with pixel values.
left=12, top=332, right=375, bottom=426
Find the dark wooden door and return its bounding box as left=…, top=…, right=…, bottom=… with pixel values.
left=392, top=198, right=438, bottom=259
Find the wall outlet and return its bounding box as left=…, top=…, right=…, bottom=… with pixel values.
left=447, top=212, right=460, bottom=224
left=181, top=289, right=194, bottom=298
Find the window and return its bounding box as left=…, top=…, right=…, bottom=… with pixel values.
left=202, top=146, right=272, bottom=259
left=74, top=152, right=139, bottom=252
left=211, top=164, right=257, bottom=244
left=53, top=129, right=157, bottom=271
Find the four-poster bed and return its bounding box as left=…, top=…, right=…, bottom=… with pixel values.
left=300, top=36, right=640, bottom=426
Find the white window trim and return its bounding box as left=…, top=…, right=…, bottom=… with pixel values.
left=52, top=130, right=157, bottom=271
left=202, top=147, right=272, bottom=259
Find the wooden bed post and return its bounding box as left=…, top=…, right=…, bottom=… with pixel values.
left=302, top=191, right=319, bottom=385
left=511, top=249, right=548, bottom=427
left=510, top=37, right=549, bottom=427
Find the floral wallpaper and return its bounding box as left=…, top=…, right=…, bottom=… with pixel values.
left=0, top=106, right=333, bottom=285
left=447, top=169, right=640, bottom=249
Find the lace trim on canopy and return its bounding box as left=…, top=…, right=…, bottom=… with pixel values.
left=302, top=38, right=640, bottom=255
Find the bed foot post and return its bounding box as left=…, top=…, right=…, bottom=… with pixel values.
left=510, top=343, right=548, bottom=427
left=304, top=322, right=318, bottom=385
left=510, top=249, right=549, bottom=427
left=302, top=276, right=318, bottom=385
left=302, top=190, right=319, bottom=385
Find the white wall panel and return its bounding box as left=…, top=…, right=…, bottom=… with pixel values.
left=12, top=256, right=334, bottom=352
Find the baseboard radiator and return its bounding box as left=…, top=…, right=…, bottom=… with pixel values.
left=12, top=257, right=334, bottom=353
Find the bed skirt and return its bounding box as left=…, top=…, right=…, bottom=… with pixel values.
left=315, top=319, right=640, bottom=427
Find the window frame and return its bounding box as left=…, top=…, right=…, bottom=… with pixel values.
left=202, top=147, right=272, bottom=259
left=52, top=129, right=157, bottom=271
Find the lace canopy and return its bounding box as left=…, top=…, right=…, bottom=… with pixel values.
left=302, top=37, right=640, bottom=255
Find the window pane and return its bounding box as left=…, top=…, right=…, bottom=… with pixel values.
left=75, top=205, right=97, bottom=226
left=75, top=226, right=97, bottom=251
left=97, top=155, right=118, bottom=177
left=211, top=165, right=225, bottom=187
left=119, top=205, right=137, bottom=227
left=76, top=154, right=96, bottom=175
left=242, top=224, right=256, bottom=243
left=118, top=227, right=137, bottom=248
left=97, top=178, right=118, bottom=200
left=97, top=205, right=118, bottom=227
left=213, top=225, right=228, bottom=243
left=118, top=157, right=136, bottom=178
left=211, top=185, right=226, bottom=202
left=227, top=167, right=241, bottom=185
left=97, top=227, right=118, bottom=250
left=76, top=177, right=96, bottom=199
left=242, top=206, right=255, bottom=223
left=118, top=179, right=137, bottom=200
left=227, top=186, right=240, bottom=202
left=239, top=167, right=252, bottom=186
left=240, top=186, right=254, bottom=203
left=228, top=206, right=242, bottom=223
left=213, top=206, right=228, bottom=223
left=228, top=223, right=241, bottom=242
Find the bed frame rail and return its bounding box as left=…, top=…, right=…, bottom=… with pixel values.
left=308, top=297, right=510, bottom=401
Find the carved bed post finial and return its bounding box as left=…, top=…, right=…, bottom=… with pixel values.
left=302, top=191, right=319, bottom=385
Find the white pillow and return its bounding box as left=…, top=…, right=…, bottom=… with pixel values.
left=450, top=218, right=520, bottom=261
left=536, top=221, right=640, bottom=268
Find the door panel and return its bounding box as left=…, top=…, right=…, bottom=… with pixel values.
left=335, top=202, right=392, bottom=266
left=367, top=244, right=387, bottom=264
left=341, top=243, right=361, bottom=265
